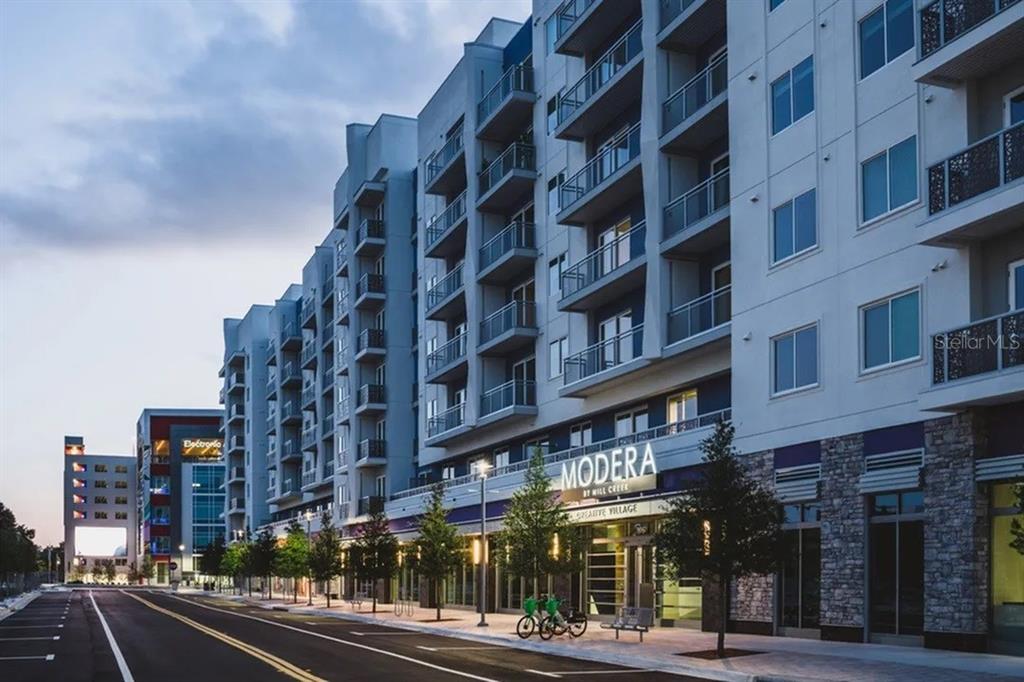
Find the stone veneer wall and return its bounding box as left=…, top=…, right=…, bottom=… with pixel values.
left=819, top=432, right=865, bottom=640
left=729, top=450, right=775, bottom=632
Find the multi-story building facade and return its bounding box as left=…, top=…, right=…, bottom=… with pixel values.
left=63, top=436, right=137, bottom=583
left=371, top=0, right=1024, bottom=657
left=136, top=408, right=222, bottom=584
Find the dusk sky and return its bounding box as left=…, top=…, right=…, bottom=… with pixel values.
left=0, top=0, right=530, bottom=546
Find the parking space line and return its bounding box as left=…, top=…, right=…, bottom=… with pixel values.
left=0, top=654, right=56, bottom=662
left=527, top=671, right=657, bottom=677
left=0, top=624, right=63, bottom=629
left=0, top=635, right=60, bottom=641
left=417, top=646, right=505, bottom=652
left=349, top=631, right=422, bottom=637
left=89, top=591, right=135, bottom=682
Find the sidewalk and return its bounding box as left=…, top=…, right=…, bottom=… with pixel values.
left=202, top=592, right=1024, bottom=682
left=0, top=590, right=40, bottom=621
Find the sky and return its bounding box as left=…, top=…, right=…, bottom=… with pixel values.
left=0, top=0, right=530, bottom=546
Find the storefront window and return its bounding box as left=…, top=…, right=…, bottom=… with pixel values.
left=992, top=483, right=1024, bottom=654
left=869, top=491, right=924, bottom=638
left=779, top=502, right=820, bottom=631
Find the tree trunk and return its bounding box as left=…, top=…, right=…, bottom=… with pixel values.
left=269, top=576, right=273, bottom=601
left=435, top=579, right=441, bottom=622
left=294, top=579, right=298, bottom=603
left=717, top=571, right=728, bottom=658
left=372, top=579, right=377, bottom=613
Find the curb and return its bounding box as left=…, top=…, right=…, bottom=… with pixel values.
left=0, top=591, right=40, bottom=622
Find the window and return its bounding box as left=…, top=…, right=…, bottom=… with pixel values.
left=493, top=448, right=510, bottom=469
left=769, top=0, right=785, bottom=9
left=94, top=511, right=108, bottom=520
left=862, top=135, right=917, bottom=222
left=862, top=290, right=920, bottom=370
left=667, top=389, right=698, bottom=427
left=441, top=466, right=455, bottom=480
left=94, top=464, right=108, bottom=473
left=548, top=171, right=565, bottom=215
left=772, top=189, right=817, bottom=263
left=115, top=463, right=128, bottom=473
left=771, top=56, right=814, bottom=134
left=73, top=478, right=86, bottom=488
left=94, top=480, right=108, bottom=489
left=779, top=502, right=821, bottom=629
left=547, top=93, right=560, bottom=134
left=115, top=496, right=128, bottom=505
left=94, top=496, right=108, bottom=504
left=859, top=0, right=913, bottom=78
left=570, top=422, right=592, bottom=448
left=869, top=491, right=924, bottom=636
left=114, top=480, right=128, bottom=489
left=548, top=253, right=566, bottom=296
left=1010, top=259, right=1024, bottom=311
left=525, top=437, right=550, bottom=457
left=545, top=15, right=557, bottom=54
left=615, top=408, right=648, bottom=437
left=72, top=462, right=86, bottom=472
left=73, top=495, right=86, bottom=504
left=73, top=510, right=86, bottom=520
left=772, top=324, right=819, bottom=394
left=1006, top=85, right=1024, bottom=126
left=548, top=337, right=568, bottom=379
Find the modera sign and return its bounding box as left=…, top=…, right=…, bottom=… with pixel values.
left=560, top=442, right=657, bottom=502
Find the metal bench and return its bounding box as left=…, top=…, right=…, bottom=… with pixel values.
left=599, top=607, right=654, bottom=642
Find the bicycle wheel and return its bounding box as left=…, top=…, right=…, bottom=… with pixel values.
left=516, top=614, right=536, bottom=639
left=552, top=617, right=569, bottom=637
left=538, top=616, right=555, bottom=640
left=568, top=617, right=587, bottom=638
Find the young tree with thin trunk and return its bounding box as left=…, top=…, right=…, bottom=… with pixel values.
left=352, top=510, right=399, bottom=614
left=102, top=559, right=117, bottom=584
left=251, top=528, right=279, bottom=600
left=416, top=483, right=461, bottom=621
left=274, top=521, right=309, bottom=603
left=140, top=554, right=155, bottom=586
left=221, top=542, right=247, bottom=595
left=198, top=537, right=226, bottom=589
left=655, top=420, right=783, bottom=658
left=308, top=513, right=343, bottom=608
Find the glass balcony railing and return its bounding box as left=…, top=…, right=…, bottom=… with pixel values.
left=667, top=286, right=731, bottom=344
left=426, top=264, right=464, bottom=310
left=478, top=63, right=534, bottom=124
left=927, top=122, right=1023, bottom=215
left=932, top=309, right=1024, bottom=384
left=560, top=122, right=641, bottom=210
left=426, top=190, right=467, bottom=248
left=427, top=403, right=465, bottom=438
left=662, top=51, right=727, bottom=134
left=480, top=380, right=536, bottom=417
left=479, top=221, right=536, bottom=271
left=659, top=0, right=700, bottom=29
left=480, top=300, right=537, bottom=344
left=301, top=428, right=317, bottom=449
left=561, top=222, right=646, bottom=298
left=558, top=21, right=642, bottom=126
left=919, top=0, right=1021, bottom=58
left=555, top=0, right=597, bottom=40
left=321, top=277, right=335, bottom=302
left=426, top=333, right=467, bottom=375
left=564, top=324, right=644, bottom=384
left=478, top=143, right=536, bottom=196
left=664, top=169, right=729, bottom=238
left=426, top=124, right=464, bottom=184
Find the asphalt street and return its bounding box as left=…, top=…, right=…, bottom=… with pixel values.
left=1, top=589, right=714, bottom=681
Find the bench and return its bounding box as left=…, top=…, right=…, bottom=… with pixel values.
left=599, top=607, right=654, bottom=642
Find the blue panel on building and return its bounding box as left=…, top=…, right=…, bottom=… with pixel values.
left=863, top=422, right=924, bottom=456
left=773, top=440, right=821, bottom=469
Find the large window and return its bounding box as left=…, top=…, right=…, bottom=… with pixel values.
left=1010, top=259, right=1024, bottom=311
left=570, top=422, right=592, bottom=448
left=771, top=56, right=814, bottom=134
left=772, top=324, right=819, bottom=395
left=772, top=188, right=817, bottom=264
left=548, top=254, right=566, bottom=296
left=991, top=483, right=1024, bottom=652
left=862, top=290, right=920, bottom=371
left=859, top=0, right=914, bottom=78
left=862, top=136, right=917, bottom=222
left=548, top=337, right=568, bottom=379
left=615, top=407, right=648, bottom=438
left=869, top=491, right=924, bottom=637
left=548, top=171, right=565, bottom=215
left=779, top=502, right=820, bottom=630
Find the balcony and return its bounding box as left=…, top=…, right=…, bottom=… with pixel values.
left=280, top=361, right=301, bottom=388
left=301, top=427, right=318, bottom=451
left=354, top=218, right=386, bottom=257
left=280, top=400, right=301, bottom=425
left=228, top=404, right=245, bottom=425
left=664, top=286, right=732, bottom=357
left=320, top=415, right=334, bottom=438
left=477, top=63, right=536, bottom=141
left=913, top=0, right=1024, bottom=87
left=280, top=438, right=302, bottom=462
left=478, top=221, right=537, bottom=284
left=228, top=497, right=245, bottom=515
left=354, top=273, right=386, bottom=310
left=300, top=341, right=318, bottom=369
left=337, top=343, right=350, bottom=374
left=920, top=309, right=1024, bottom=411
left=357, top=496, right=384, bottom=516
left=227, top=371, right=245, bottom=395
left=320, top=277, right=335, bottom=305
left=355, top=328, right=386, bottom=363
left=356, top=439, right=387, bottom=468
left=301, top=468, right=319, bottom=490
left=556, top=21, right=643, bottom=142
left=660, top=51, right=728, bottom=154
left=479, top=301, right=538, bottom=355
left=558, top=122, right=642, bottom=226
left=266, top=413, right=277, bottom=434
left=337, top=397, right=351, bottom=424
left=353, top=179, right=386, bottom=208
left=335, top=236, right=349, bottom=276
left=279, top=323, right=302, bottom=351
left=478, top=380, right=538, bottom=427
left=424, top=123, right=466, bottom=196
left=228, top=435, right=245, bottom=453
left=355, top=383, right=386, bottom=415
left=426, top=264, right=466, bottom=321
left=658, top=0, right=728, bottom=51
left=321, top=323, right=334, bottom=348
left=425, top=333, right=468, bottom=384
left=227, top=466, right=245, bottom=484
left=266, top=340, right=277, bottom=367
left=559, top=222, right=646, bottom=313
left=424, top=190, right=469, bottom=259
left=301, top=384, right=317, bottom=410
left=661, top=169, right=730, bottom=256
left=553, top=0, right=641, bottom=57
left=919, top=122, right=1024, bottom=246
left=337, top=289, right=350, bottom=325
left=477, top=143, right=536, bottom=213
left=301, top=295, right=316, bottom=329
left=323, top=457, right=335, bottom=478
left=269, top=479, right=300, bottom=503
left=561, top=324, right=647, bottom=397
left=425, top=403, right=469, bottom=446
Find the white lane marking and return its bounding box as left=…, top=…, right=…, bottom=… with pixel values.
left=417, top=646, right=504, bottom=652
left=0, top=636, right=60, bottom=641
left=349, top=631, right=422, bottom=637
left=0, top=625, right=63, bottom=629
left=89, top=591, right=135, bottom=682
left=526, top=671, right=562, bottom=678
left=2, top=617, right=65, bottom=622
left=529, top=671, right=657, bottom=677
left=163, top=594, right=499, bottom=682
left=0, top=654, right=56, bottom=662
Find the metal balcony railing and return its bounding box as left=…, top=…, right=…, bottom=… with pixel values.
left=280, top=322, right=300, bottom=345
left=230, top=498, right=244, bottom=511
left=426, top=124, right=464, bottom=184
left=560, top=122, right=641, bottom=210
left=358, top=496, right=384, bottom=516
left=281, top=361, right=299, bottom=381
left=323, top=458, right=335, bottom=477
left=320, top=416, right=334, bottom=435
left=479, top=221, right=536, bottom=271
left=932, top=309, right=1024, bottom=384
left=480, top=301, right=537, bottom=344
left=356, top=273, right=385, bottom=298
left=266, top=414, right=276, bottom=432
left=358, top=383, right=386, bottom=406
left=564, top=324, right=644, bottom=384
left=558, top=21, right=642, bottom=126
left=426, top=264, right=464, bottom=310
left=427, top=403, right=465, bottom=438
left=301, top=297, right=316, bottom=322
left=480, top=380, right=536, bottom=417
left=322, top=324, right=335, bottom=345
left=927, top=122, right=1023, bottom=215
left=335, top=237, right=347, bottom=270
left=337, top=397, right=350, bottom=420
left=426, top=333, right=467, bottom=374
left=358, top=439, right=386, bottom=461
left=426, top=190, right=467, bottom=248
left=561, top=222, right=646, bottom=298
left=919, top=0, right=1021, bottom=58
left=659, top=0, right=701, bottom=29
left=321, top=277, right=335, bottom=301
left=229, top=466, right=245, bottom=481
left=301, top=427, right=317, bottom=449
left=229, top=404, right=245, bottom=419
left=301, top=469, right=317, bottom=487
left=664, top=169, right=730, bottom=238
left=478, top=63, right=534, bottom=124
left=478, top=143, right=536, bottom=196
left=301, top=342, right=317, bottom=366
left=663, top=51, right=727, bottom=134
left=280, top=478, right=298, bottom=496
left=555, top=0, right=597, bottom=40
left=228, top=371, right=245, bottom=389
left=356, top=218, right=385, bottom=246
left=667, top=286, right=732, bottom=344
left=357, top=328, right=386, bottom=353
left=229, top=435, right=245, bottom=450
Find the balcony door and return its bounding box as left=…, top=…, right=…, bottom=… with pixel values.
left=598, top=218, right=632, bottom=278
left=712, top=262, right=732, bottom=327
left=1010, top=259, right=1024, bottom=311
left=374, top=362, right=386, bottom=387
left=512, top=356, right=535, bottom=385
left=667, top=389, right=698, bottom=430
left=511, top=279, right=535, bottom=304
left=375, top=475, right=386, bottom=499
left=598, top=125, right=629, bottom=183
left=1005, top=85, right=1024, bottom=127
left=599, top=311, right=632, bottom=369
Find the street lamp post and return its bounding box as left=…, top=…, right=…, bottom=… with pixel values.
left=305, top=510, right=314, bottom=606
left=177, top=543, right=186, bottom=590
left=477, top=462, right=491, bottom=628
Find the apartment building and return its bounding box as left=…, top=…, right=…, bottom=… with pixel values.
left=63, top=436, right=137, bottom=583
left=371, top=0, right=1024, bottom=656
left=221, top=305, right=272, bottom=538
left=136, top=408, right=222, bottom=584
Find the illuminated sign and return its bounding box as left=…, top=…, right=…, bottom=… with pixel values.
left=181, top=438, right=222, bottom=458
left=566, top=498, right=670, bottom=523
left=560, top=443, right=658, bottom=502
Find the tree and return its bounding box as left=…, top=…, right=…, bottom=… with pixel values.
left=197, top=537, right=227, bottom=590
left=0, top=502, right=38, bottom=597
left=140, top=554, right=156, bottom=586
left=308, top=512, right=343, bottom=608
left=251, top=528, right=279, bottom=600
left=1011, top=482, right=1024, bottom=556
left=125, top=562, right=140, bottom=586
left=352, top=510, right=399, bottom=614
left=103, top=559, right=117, bottom=585
left=415, top=483, right=462, bottom=621
left=221, top=542, right=248, bottom=595
left=274, top=521, right=309, bottom=603
left=655, top=420, right=783, bottom=658
left=494, top=448, right=584, bottom=599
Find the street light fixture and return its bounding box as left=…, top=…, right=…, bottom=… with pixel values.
left=178, top=543, right=186, bottom=589
left=477, top=461, right=492, bottom=628
left=305, top=510, right=314, bottom=606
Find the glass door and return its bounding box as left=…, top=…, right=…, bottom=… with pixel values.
left=868, top=491, right=924, bottom=641
left=599, top=311, right=632, bottom=370
left=667, top=390, right=697, bottom=431
left=598, top=218, right=631, bottom=278
left=712, top=262, right=731, bottom=327
left=778, top=502, right=821, bottom=634
left=626, top=544, right=655, bottom=609
left=1009, top=259, right=1023, bottom=311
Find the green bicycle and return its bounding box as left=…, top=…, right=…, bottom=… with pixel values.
left=538, top=596, right=588, bottom=640
left=516, top=596, right=544, bottom=639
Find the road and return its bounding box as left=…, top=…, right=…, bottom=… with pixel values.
left=1, top=589, right=712, bottom=681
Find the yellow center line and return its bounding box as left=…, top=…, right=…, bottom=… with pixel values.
left=120, top=591, right=324, bottom=682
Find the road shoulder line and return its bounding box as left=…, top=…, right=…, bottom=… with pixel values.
left=89, top=591, right=135, bottom=682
